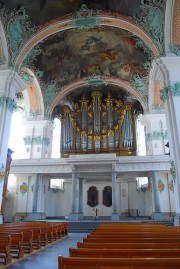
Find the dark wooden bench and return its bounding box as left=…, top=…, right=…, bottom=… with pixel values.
left=77, top=241, right=180, bottom=249
left=83, top=236, right=180, bottom=243
left=58, top=256, right=180, bottom=269
left=70, top=247, right=180, bottom=258
left=0, top=232, right=24, bottom=258
left=0, top=235, right=12, bottom=265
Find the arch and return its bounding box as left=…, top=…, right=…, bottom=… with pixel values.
left=15, top=13, right=160, bottom=67
left=49, top=77, right=147, bottom=117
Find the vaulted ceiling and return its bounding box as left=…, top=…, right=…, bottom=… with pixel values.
left=0, top=0, right=167, bottom=118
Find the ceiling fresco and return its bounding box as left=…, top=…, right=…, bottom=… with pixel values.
left=0, top=0, right=166, bottom=117
left=32, top=27, right=149, bottom=88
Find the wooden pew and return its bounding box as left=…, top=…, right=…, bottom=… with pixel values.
left=58, top=256, right=180, bottom=269
left=0, top=228, right=33, bottom=254
left=83, top=236, right=180, bottom=243
left=0, top=232, right=24, bottom=258
left=0, top=235, right=12, bottom=265
left=69, top=247, right=180, bottom=258
left=77, top=241, right=180, bottom=249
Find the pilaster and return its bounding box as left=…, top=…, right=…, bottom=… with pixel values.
left=0, top=69, right=25, bottom=223
left=159, top=57, right=180, bottom=222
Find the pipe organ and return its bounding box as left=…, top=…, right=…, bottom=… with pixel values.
left=61, top=91, right=136, bottom=157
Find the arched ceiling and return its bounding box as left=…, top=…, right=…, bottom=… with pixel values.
left=0, top=0, right=166, bottom=118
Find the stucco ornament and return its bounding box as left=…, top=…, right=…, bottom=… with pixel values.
left=0, top=7, right=37, bottom=61
left=6, top=97, right=17, bottom=112
left=130, top=74, right=148, bottom=102
left=0, top=96, right=5, bottom=107
left=23, top=136, right=33, bottom=145
left=160, top=82, right=180, bottom=102
left=87, top=75, right=107, bottom=87
left=135, top=0, right=164, bottom=54
left=20, top=71, right=34, bottom=84
left=169, top=179, right=174, bottom=192
left=146, top=130, right=168, bottom=141
left=170, top=160, right=176, bottom=183
left=158, top=179, right=165, bottom=193
left=151, top=104, right=164, bottom=113
left=170, top=45, right=180, bottom=56
left=45, top=80, right=59, bottom=114
left=20, top=182, right=28, bottom=195
left=170, top=81, right=180, bottom=97
left=74, top=4, right=99, bottom=29
left=160, top=87, right=168, bottom=102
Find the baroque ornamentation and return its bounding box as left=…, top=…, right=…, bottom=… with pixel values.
left=170, top=160, right=176, bottom=182
left=169, top=81, right=180, bottom=97
left=135, top=0, right=164, bottom=54
left=130, top=74, right=148, bottom=102
left=73, top=4, right=99, bottom=29
left=0, top=96, right=5, bottom=107
left=29, top=110, right=42, bottom=119
left=23, top=136, right=50, bottom=146
left=160, top=82, right=180, bottom=102
left=19, top=182, right=28, bottom=195
left=146, top=130, right=168, bottom=141
left=158, top=179, right=165, bottom=193
left=160, top=87, right=169, bottom=102
left=1, top=96, right=17, bottom=112
left=86, top=75, right=107, bottom=87
left=23, top=136, right=33, bottom=145
left=20, top=70, right=34, bottom=84
left=6, top=97, right=17, bottom=112
left=169, top=179, right=174, bottom=192
left=0, top=7, right=37, bottom=61
left=45, top=80, right=59, bottom=113
left=151, top=104, right=164, bottom=112
left=170, top=45, right=180, bottom=56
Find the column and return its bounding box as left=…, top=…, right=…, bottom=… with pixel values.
left=32, top=174, right=39, bottom=213
left=25, top=174, right=44, bottom=221
left=151, top=171, right=163, bottom=220
left=69, top=171, right=78, bottom=220
left=78, top=178, right=83, bottom=220
left=159, top=57, right=180, bottom=225
left=111, top=170, right=119, bottom=220
left=0, top=70, right=25, bottom=224
left=37, top=174, right=46, bottom=219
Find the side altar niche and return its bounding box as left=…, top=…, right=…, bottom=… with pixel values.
left=61, top=91, right=136, bottom=157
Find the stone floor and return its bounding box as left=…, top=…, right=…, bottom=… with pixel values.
left=1, top=233, right=87, bottom=269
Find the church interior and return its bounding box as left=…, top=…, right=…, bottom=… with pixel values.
left=0, top=0, right=180, bottom=256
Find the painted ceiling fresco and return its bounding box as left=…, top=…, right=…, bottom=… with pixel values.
left=31, top=27, right=149, bottom=88
left=0, top=0, right=166, bottom=116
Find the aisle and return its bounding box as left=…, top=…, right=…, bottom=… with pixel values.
left=3, top=233, right=87, bottom=269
